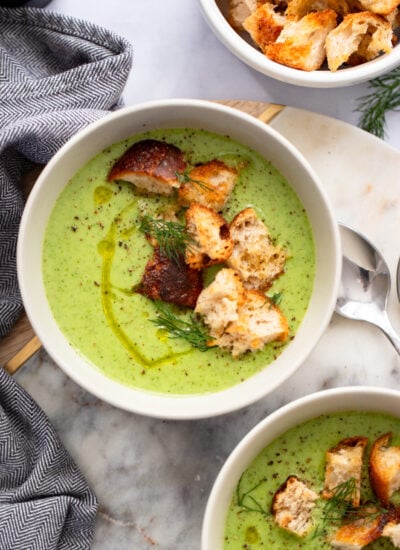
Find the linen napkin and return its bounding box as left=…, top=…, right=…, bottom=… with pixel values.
left=0, top=7, right=133, bottom=549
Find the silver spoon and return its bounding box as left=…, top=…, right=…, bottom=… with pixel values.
left=335, top=223, right=400, bottom=355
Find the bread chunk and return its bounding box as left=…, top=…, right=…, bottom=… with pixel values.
left=326, top=12, right=393, bottom=71
left=195, top=268, right=288, bottom=357
left=286, top=0, right=351, bottom=19
left=358, top=0, right=399, bottom=15
left=178, top=159, right=238, bottom=211
left=323, top=436, right=368, bottom=506
left=369, top=432, right=400, bottom=506
left=243, top=2, right=287, bottom=49
left=330, top=508, right=384, bottom=549
left=195, top=268, right=245, bottom=337
left=108, top=139, right=186, bottom=196
left=227, top=207, right=287, bottom=291
left=136, top=248, right=203, bottom=308
left=265, top=9, right=338, bottom=70
left=271, top=475, right=318, bottom=537
left=184, top=203, right=233, bottom=270
left=229, top=0, right=265, bottom=29
left=382, top=521, right=400, bottom=547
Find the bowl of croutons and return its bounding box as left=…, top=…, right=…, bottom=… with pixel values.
left=18, top=99, right=340, bottom=419
left=199, top=0, right=400, bottom=87
left=202, top=385, right=400, bottom=548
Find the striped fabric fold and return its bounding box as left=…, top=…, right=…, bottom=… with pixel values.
left=0, top=7, right=133, bottom=549
left=0, top=6, right=133, bottom=338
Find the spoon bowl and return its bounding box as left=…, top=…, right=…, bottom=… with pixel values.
left=336, top=223, right=400, bottom=354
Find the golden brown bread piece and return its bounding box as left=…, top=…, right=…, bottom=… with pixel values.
left=358, top=0, right=400, bottom=15
left=265, top=8, right=338, bottom=70
left=322, top=436, right=369, bottom=506
left=178, top=159, right=238, bottom=211
left=325, top=11, right=393, bottom=70
left=227, top=207, right=287, bottom=291
left=285, top=0, right=352, bottom=18
left=136, top=247, right=203, bottom=308
left=330, top=506, right=386, bottom=549
left=185, top=203, right=233, bottom=270
left=271, top=475, right=319, bottom=537
left=108, top=139, right=186, bottom=196
left=229, top=0, right=265, bottom=29
left=369, top=432, right=400, bottom=506
left=243, top=2, right=287, bottom=49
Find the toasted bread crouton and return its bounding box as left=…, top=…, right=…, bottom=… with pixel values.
left=286, top=0, right=351, bottom=19
left=265, top=9, right=337, bottom=70
left=194, top=268, right=245, bottom=337
left=330, top=507, right=384, bottom=549
left=358, top=0, right=399, bottom=15
left=184, top=203, right=233, bottom=270
left=325, top=12, right=393, bottom=71
left=178, top=160, right=238, bottom=211
left=271, top=476, right=318, bottom=537
left=108, top=139, right=186, bottom=196
left=323, top=436, right=369, bottom=506
left=382, top=521, right=400, bottom=547
left=229, top=0, right=265, bottom=29
left=243, top=2, right=287, bottom=49
left=227, top=207, right=287, bottom=291
left=136, top=248, right=203, bottom=308
left=369, top=433, right=400, bottom=506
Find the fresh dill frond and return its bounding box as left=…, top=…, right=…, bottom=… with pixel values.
left=139, top=215, right=194, bottom=263
left=236, top=474, right=269, bottom=516
left=321, top=478, right=358, bottom=523
left=175, top=169, right=213, bottom=191
left=356, top=67, right=400, bottom=139
left=151, top=301, right=214, bottom=352
left=269, top=292, right=283, bottom=306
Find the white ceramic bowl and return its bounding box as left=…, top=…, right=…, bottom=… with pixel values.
left=199, top=0, right=400, bottom=88
left=202, top=386, right=400, bottom=548
left=17, top=99, right=340, bottom=419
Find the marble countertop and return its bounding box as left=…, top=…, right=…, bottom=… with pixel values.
left=11, top=1, right=400, bottom=549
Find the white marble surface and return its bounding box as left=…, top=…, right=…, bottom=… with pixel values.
left=11, top=1, right=400, bottom=549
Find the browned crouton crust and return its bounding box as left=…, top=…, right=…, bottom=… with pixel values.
left=325, top=11, right=393, bottom=70
left=136, top=247, right=203, bottom=308
left=323, top=436, right=368, bottom=506
left=108, top=139, right=186, bottom=196
left=369, top=432, right=400, bottom=506
left=243, top=2, right=287, bottom=49
left=286, top=0, right=352, bottom=18
left=330, top=507, right=385, bottom=548
left=178, top=160, right=238, bottom=211
left=271, top=475, right=318, bottom=536
left=185, top=203, right=233, bottom=270
left=358, top=0, right=400, bottom=15
left=265, top=9, right=338, bottom=70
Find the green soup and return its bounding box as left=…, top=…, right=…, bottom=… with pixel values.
left=42, top=128, right=315, bottom=394
left=224, top=411, right=400, bottom=549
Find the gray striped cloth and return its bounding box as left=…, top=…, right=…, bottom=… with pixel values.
left=0, top=7, right=133, bottom=549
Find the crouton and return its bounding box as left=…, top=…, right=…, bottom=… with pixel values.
left=194, top=268, right=246, bottom=337
left=136, top=247, right=203, bottom=308
left=243, top=2, right=287, bottom=49
left=184, top=203, right=233, bottom=270
left=271, top=475, right=319, bottom=537
left=358, top=0, right=399, bottom=15
left=227, top=207, right=287, bottom=291
left=178, top=159, right=238, bottom=211
left=382, top=521, right=400, bottom=547
left=286, top=0, right=351, bottom=19
left=229, top=0, right=265, bottom=29
left=323, top=436, right=369, bottom=506
left=325, top=12, right=393, bottom=71
left=369, top=432, right=400, bottom=506
left=265, top=9, right=338, bottom=70
left=108, top=139, right=186, bottom=196
left=330, top=507, right=384, bottom=549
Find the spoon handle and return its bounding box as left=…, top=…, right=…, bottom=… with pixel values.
left=377, top=313, right=400, bottom=355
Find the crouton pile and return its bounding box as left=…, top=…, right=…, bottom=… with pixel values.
left=270, top=433, right=400, bottom=548
left=108, top=138, right=289, bottom=357
left=229, top=0, right=398, bottom=71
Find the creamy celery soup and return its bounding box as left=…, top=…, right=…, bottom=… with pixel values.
left=42, top=128, right=315, bottom=394
left=224, top=411, right=400, bottom=549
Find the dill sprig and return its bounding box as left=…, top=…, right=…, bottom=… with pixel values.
left=151, top=301, right=214, bottom=352
left=356, top=67, right=400, bottom=139
left=139, top=215, right=194, bottom=263
left=236, top=474, right=269, bottom=516
left=175, top=169, right=213, bottom=191
left=321, top=478, right=358, bottom=524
